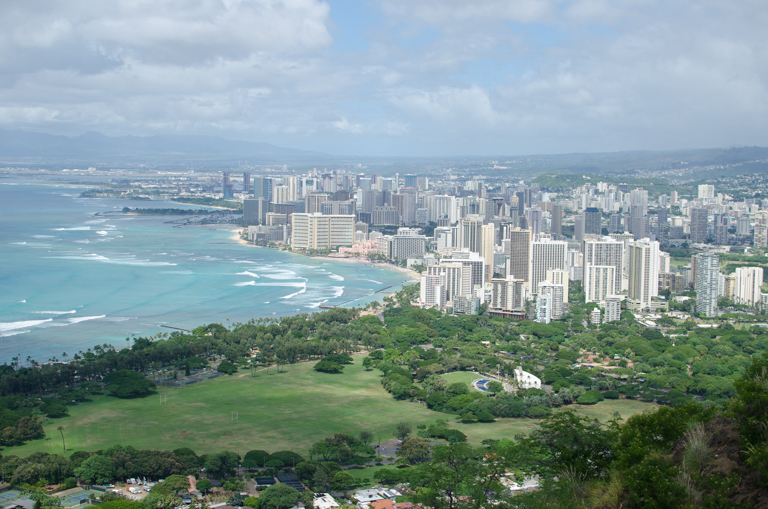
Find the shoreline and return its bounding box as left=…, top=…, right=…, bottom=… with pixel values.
left=225, top=227, right=420, bottom=283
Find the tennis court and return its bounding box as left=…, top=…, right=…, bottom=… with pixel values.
left=59, top=491, right=100, bottom=507
left=0, top=491, right=21, bottom=502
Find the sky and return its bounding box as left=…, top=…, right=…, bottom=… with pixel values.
left=0, top=0, right=767, bottom=157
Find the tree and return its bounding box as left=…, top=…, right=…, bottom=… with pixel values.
left=204, top=451, right=240, bottom=478
left=243, top=450, right=270, bottom=468
left=259, top=483, right=299, bottom=509
left=330, top=471, right=355, bottom=491
left=75, top=455, right=116, bottom=484
left=217, top=361, right=238, bottom=375
left=313, top=360, right=343, bottom=373
left=58, top=426, right=65, bottom=452
left=395, top=422, right=412, bottom=441
left=195, top=479, right=211, bottom=494
left=486, top=381, right=504, bottom=395
left=150, top=475, right=192, bottom=496
left=409, top=442, right=513, bottom=509
left=103, top=370, right=155, bottom=398
left=359, top=430, right=374, bottom=447
left=518, top=410, right=613, bottom=479
left=397, top=436, right=431, bottom=462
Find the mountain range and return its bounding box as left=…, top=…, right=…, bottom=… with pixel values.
left=0, top=129, right=330, bottom=166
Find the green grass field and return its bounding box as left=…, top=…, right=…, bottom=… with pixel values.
left=440, top=372, right=482, bottom=385
left=4, top=358, right=656, bottom=458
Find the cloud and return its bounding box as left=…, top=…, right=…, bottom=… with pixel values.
left=0, top=0, right=766, bottom=156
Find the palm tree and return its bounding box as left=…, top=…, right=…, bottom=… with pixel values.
left=58, top=426, right=66, bottom=452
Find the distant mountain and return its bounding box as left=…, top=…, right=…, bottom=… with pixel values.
left=0, top=129, right=331, bottom=166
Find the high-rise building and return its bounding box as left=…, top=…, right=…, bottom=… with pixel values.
left=481, top=223, right=495, bottom=282
left=754, top=211, right=768, bottom=248
left=629, top=188, right=649, bottom=216
left=305, top=193, right=329, bottom=214
left=583, top=207, right=602, bottom=235
left=657, top=209, right=670, bottom=246
left=272, top=185, right=290, bottom=204
left=505, top=227, right=531, bottom=283
left=447, top=251, right=486, bottom=293
left=490, top=276, right=527, bottom=311
left=426, top=262, right=470, bottom=307
left=659, top=252, right=671, bottom=273
left=222, top=172, right=233, bottom=199
left=459, top=215, right=485, bottom=253
left=291, top=213, right=355, bottom=250
left=373, top=206, right=400, bottom=226
left=690, top=208, right=709, bottom=244
left=545, top=269, right=569, bottom=303
left=321, top=200, right=357, bottom=215
left=420, top=274, right=444, bottom=308
left=551, top=204, right=563, bottom=236
left=404, top=174, right=418, bottom=189
left=538, top=282, right=565, bottom=320
left=609, top=213, right=623, bottom=233
left=714, top=214, right=728, bottom=245
left=529, top=238, right=568, bottom=295
left=629, top=205, right=647, bottom=239
left=526, top=207, right=543, bottom=235
left=243, top=198, right=269, bottom=226
left=243, top=172, right=251, bottom=193
left=695, top=252, right=720, bottom=316
left=574, top=216, right=584, bottom=242
left=392, top=193, right=417, bottom=225
left=424, top=195, right=458, bottom=224
left=253, top=176, right=274, bottom=201
left=583, top=238, right=624, bottom=303
left=391, top=233, right=427, bottom=261
left=627, top=238, right=660, bottom=308
left=698, top=184, right=715, bottom=200
left=604, top=296, right=623, bottom=323
left=734, top=266, right=764, bottom=306
left=284, top=176, right=300, bottom=201
left=737, top=216, right=751, bottom=236
left=536, top=294, right=552, bottom=324
left=585, top=265, right=616, bottom=304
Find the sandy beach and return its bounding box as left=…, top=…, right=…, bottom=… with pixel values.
left=309, top=255, right=421, bottom=282
left=226, top=227, right=420, bottom=283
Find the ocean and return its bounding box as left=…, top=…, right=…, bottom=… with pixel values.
left=0, top=180, right=409, bottom=363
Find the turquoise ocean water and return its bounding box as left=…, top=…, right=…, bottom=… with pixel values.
left=0, top=181, right=408, bottom=363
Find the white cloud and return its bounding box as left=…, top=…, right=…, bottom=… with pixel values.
left=0, top=0, right=767, bottom=155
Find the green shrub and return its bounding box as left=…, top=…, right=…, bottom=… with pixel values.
left=603, top=390, right=620, bottom=399
left=217, top=361, right=238, bottom=375
left=103, top=370, right=155, bottom=398
left=526, top=405, right=550, bottom=418
left=577, top=389, right=604, bottom=405
left=313, top=360, right=343, bottom=373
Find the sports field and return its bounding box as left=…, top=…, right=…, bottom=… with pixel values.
left=5, top=356, right=656, bottom=457
left=440, top=372, right=482, bottom=385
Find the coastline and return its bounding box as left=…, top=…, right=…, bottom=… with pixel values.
left=225, top=227, right=420, bottom=283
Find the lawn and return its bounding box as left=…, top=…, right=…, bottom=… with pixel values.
left=563, top=398, right=658, bottom=423
left=5, top=358, right=657, bottom=458
left=440, top=372, right=482, bottom=386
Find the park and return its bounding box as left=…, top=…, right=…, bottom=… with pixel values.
left=3, top=355, right=657, bottom=459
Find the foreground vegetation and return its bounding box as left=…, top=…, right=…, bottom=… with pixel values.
left=1, top=283, right=767, bottom=507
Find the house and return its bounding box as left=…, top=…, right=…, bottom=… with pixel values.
left=370, top=501, right=395, bottom=509
left=353, top=488, right=403, bottom=509
left=353, top=489, right=384, bottom=507
left=313, top=494, right=339, bottom=509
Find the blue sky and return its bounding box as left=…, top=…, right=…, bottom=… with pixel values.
left=0, top=0, right=766, bottom=156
